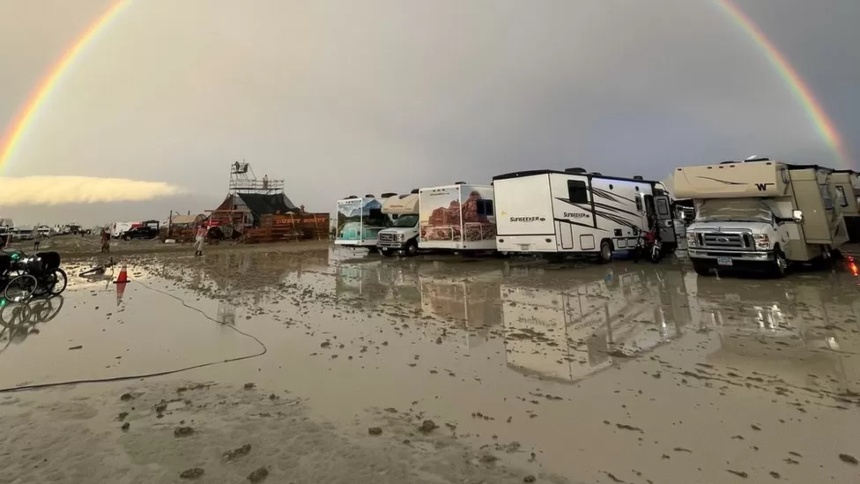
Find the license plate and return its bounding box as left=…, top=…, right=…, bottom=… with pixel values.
left=519, top=244, right=531, bottom=251
left=717, top=257, right=733, bottom=266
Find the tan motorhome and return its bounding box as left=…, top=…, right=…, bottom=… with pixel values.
left=674, top=157, right=848, bottom=277
left=831, top=170, right=860, bottom=242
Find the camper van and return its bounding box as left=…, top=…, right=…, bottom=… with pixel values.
left=335, top=195, right=392, bottom=249
left=418, top=183, right=496, bottom=252
left=831, top=170, right=860, bottom=242
left=376, top=190, right=421, bottom=256
left=492, top=168, right=676, bottom=261
left=675, top=157, right=849, bottom=277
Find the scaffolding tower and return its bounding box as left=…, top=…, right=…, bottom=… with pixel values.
left=228, top=161, right=284, bottom=194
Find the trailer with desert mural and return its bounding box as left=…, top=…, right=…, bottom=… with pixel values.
left=334, top=194, right=394, bottom=250
left=418, top=183, right=496, bottom=252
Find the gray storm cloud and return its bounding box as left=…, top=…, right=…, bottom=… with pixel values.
left=0, top=0, right=857, bottom=225
left=0, top=176, right=182, bottom=207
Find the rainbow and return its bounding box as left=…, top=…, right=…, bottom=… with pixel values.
left=0, top=0, right=852, bottom=171
left=715, top=0, right=852, bottom=168
left=0, top=0, right=129, bottom=172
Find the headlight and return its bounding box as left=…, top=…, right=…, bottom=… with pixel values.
left=396, top=233, right=405, bottom=242
left=686, top=233, right=696, bottom=247
left=753, top=234, right=769, bottom=250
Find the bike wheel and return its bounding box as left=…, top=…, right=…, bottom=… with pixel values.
left=45, top=268, right=68, bottom=295
left=3, top=274, right=37, bottom=302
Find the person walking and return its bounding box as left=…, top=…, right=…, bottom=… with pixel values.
left=194, top=224, right=207, bottom=257
left=100, top=227, right=111, bottom=253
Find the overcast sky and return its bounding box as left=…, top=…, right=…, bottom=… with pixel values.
left=1, top=0, right=857, bottom=225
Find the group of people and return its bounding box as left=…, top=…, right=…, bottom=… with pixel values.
left=99, top=224, right=209, bottom=257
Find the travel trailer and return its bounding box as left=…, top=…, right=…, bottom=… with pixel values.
left=492, top=168, right=677, bottom=261
left=418, top=183, right=496, bottom=252
left=334, top=194, right=393, bottom=249
left=376, top=190, right=421, bottom=256
left=674, top=157, right=849, bottom=277
left=831, top=170, right=860, bottom=242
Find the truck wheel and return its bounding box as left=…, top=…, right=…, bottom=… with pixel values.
left=380, top=248, right=394, bottom=257
left=691, top=260, right=711, bottom=276
left=404, top=239, right=418, bottom=257
left=771, top=249, right=787, bottom=278
left=597, top=240, right=613, bottom=264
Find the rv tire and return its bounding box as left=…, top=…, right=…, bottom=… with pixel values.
left=770, top=248, right=787, bottom=278
left=597, top=240, right=613, bottom=264
left=403, top=239, right=418, bottom=257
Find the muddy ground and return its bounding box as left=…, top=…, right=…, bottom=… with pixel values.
left=1, top=241, right=858, bottom=483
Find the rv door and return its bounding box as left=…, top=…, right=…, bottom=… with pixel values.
left=654, top=194, right=677, bottom=242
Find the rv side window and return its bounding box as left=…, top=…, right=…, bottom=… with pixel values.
left=567, top=180, right=589, bottom=204
left=635, top=196, right=643, bottom=212
left=656, top=198, right=670, bottom=217
left=476, top=199, right=494, bottom=216
left=835, top=186, right=849, bottom=208
left=820, top=185, right=833, bottom=209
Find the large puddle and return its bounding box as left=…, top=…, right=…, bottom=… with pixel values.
left=1, top=248, right=858, bottom=483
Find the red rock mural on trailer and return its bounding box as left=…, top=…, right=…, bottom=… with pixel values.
left=422, top=190, right=496, bottom=242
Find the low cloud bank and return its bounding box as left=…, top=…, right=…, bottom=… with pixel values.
left=0, top=176, right=182, bottom=206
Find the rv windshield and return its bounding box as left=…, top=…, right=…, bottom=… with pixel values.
left=695, top=199, right=773, bottom=224
left=393, top=214, right=419, bottom=228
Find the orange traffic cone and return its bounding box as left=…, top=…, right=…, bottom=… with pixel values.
left=116, top=280, right=126, bottom=305
left=113, top=264, right=129, bottom=284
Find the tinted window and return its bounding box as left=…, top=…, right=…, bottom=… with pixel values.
left=656, top=198, right=671, bottom=216
left=820, top=185, right=833, bottom=210
left=836, top=186, right=849, bottom=208
left=477, top=199, right=494, bottom=216
left=567, top=180, right=589, bottom=204
left=635, top=196, right=643, bottom=212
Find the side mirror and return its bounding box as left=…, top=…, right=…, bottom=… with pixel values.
left=792, top=210, right=804, bottom=223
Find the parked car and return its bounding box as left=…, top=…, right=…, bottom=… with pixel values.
left=122, top=221, right=160, bottom=240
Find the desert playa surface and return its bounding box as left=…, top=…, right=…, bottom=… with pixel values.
left=1, top=240, right=858, bottom=483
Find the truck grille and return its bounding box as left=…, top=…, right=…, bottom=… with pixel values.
left=697, top=232, right=747, bottom=249
left=378, top=233, right=395, bottom=242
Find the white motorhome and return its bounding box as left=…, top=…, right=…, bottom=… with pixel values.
left=334, top=194, right=393, bottom=249
left=376, top=190, right=421, bottom=256
left=674, top=157, right=849, bottom=277
left=492, top=168, right=676, bottom=262
left=418, top=183, right=496, bottom=252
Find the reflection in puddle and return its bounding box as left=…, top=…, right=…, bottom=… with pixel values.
left=501, top=267, right=691, bottom=382
left=0, top=296, right=65, bottom=353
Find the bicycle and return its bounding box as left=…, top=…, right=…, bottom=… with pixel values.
left=0, top=253, right=38, bottom=302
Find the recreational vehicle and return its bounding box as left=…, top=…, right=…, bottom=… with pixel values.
left=492, top=168, right=676, bottom=261
left=376, top=190, right=421, bottom=256
left=418, top=183, right=496, bottom=252
left=831, top=170, right=860, bottom=242
left=334, top=194, right=393, bottom=249
left=674, top=157, right=849, bottom=277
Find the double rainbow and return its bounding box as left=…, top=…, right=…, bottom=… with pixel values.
left=0, top=0, right=852, bottom=172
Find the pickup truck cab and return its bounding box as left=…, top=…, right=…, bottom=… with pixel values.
left=376, top=191, right=421, bottom=257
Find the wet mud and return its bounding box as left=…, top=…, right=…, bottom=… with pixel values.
left=1, top=247, right=858, bottom=483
